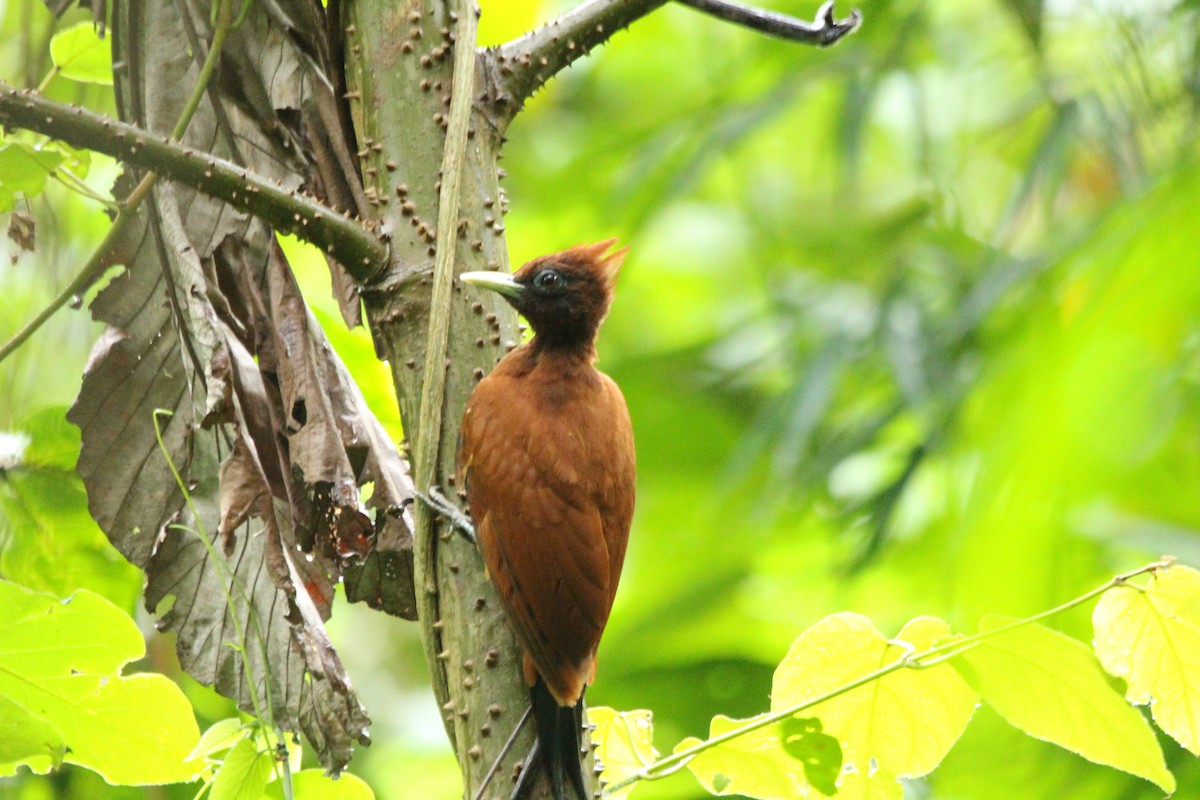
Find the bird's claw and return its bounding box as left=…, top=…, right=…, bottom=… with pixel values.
left=417, top=486, right=477, bottom=543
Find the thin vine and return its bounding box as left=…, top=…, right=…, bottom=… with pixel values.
left=153, top=410, right=293, bottom=799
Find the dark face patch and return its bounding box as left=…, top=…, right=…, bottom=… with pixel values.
left=507, top=255, right=614, bottom=348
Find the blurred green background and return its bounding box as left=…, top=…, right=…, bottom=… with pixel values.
left=3, top=0, right=1200, bottom=797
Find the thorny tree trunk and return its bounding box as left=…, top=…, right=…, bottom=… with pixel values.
left=343, top=4, right=553, bottom=796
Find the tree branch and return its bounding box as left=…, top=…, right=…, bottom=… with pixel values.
left=676, top=0, right=860, bottom=44
left=489, top=0, right=668, bottom=126
left=0, top=191, right=138, bottom=365
left=0, top=86, right=389, bottom=282
left=488, top=0, right=860, bottom=128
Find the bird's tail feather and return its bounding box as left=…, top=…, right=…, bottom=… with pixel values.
left=530, top=679, right=588, bottom=800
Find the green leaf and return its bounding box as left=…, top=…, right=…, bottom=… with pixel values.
left=588, top=707, right=659, bottom=800
left=53, top=142, right=93, bottom=179
left=953, top=616, right=1174, bottom=793
left=678, top=713, right=826, bottom=799
left=18, top=406, right=82, bottom=470
left=773, top=614, right=977, bottom=783
left=0, top=693, right=65, bottom=776
left=778, top=717, right=841, bottom=796
left=682, top=615, right=973, bottom=800
left=477, top=0, right=543, bottom=46
left=831, top=766, right=901, bottom=800
left=0, top=143, right=65, bottom=209
left=210, top=737, right=275, bottom=800
left=1093, top=563, right=1200, bottom=754
left=0, top=580, right=203, bottom=784
left=48, top=22, right=114, bottom=85
left=0, top=467, right=142, bottom=612
left=0, top=414, right=143, bottom=613
left=265, top=769, right=375, bottom=799
left=188, top=718, right=250, bottom=762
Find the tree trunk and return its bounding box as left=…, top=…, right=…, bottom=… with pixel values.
left=345, top=2, right=589, bottom=796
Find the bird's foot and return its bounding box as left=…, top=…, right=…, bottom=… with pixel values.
left=417, top=486, right=477, bottom=543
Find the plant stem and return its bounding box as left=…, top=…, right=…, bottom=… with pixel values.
left=152, top=411, right=275, bottom=732
left=909, top=559, right=1167, bottom=665
left=52, top=167, right=120, bottom=208
left=0, top=194, right=135, bottom=364
left=411, top=0, right=479, bottom=752
left=172, top=15, right=230, bottom=142
left=35, top=66, right=58, bottom=94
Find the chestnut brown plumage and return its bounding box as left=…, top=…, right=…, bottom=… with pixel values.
left=458, top=240, right=635, bottom=800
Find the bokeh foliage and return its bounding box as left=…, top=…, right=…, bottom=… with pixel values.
left=3, top=0, right=1200, bottom=797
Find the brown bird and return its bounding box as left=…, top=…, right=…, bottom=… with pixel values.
left=458, top=240, right=636, bottom=800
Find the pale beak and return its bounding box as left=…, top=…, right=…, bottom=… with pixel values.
left=460, top=271, right=525, bottom=299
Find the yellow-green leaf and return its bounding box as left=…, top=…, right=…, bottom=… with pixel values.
left=477, top=0, right=542, bottom=46
left=954, top=616, right=1174, bottom=793
left=265, top=769, right=375, bottom=799
left=1093, top=563, right=1200, bottom=754
left=0, top=694, right=64, bottom=776
left=834, top=764, right=901, bottom=800
left=777, top=717, right=841, bottom=795
left=589, top=706, right=658, bottom=800
left=0, top=143, right=65, bottom=210
left=677, top=714, right=818, bottom=799
left=48, top=22, right=113, bottom=85
left=0, top=580, right=203, bottom=784
left=772, top=614, right=977, bottom=789
left=210, top=737, right=274, bottom=800
left=188, top=718, right=249, bottom=762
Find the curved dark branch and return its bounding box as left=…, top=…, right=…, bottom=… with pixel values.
left=488, top=0, right=668, bottom=128
left=0, top=86, right=389, bottom=282
left=677, top=0, right=860, bottom=44
left=488, top=0, right=860, bottom=129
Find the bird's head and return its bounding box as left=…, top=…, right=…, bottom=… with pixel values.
left=461, top=239, right=628, bottom=350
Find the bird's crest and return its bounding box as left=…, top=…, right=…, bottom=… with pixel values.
left=565, top=238, right=628, bottom=288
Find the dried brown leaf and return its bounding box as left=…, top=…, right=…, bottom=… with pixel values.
left=65, top=0, right=412, bottom=772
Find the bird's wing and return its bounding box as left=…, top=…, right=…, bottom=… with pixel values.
left=595, top=373, right=636, bottom=611
left=460, top=377, right=615, bottom=704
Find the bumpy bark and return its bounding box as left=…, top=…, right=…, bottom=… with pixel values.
left=343, top=1, right=556, bottom=794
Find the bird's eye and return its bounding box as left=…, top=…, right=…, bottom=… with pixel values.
left=533, top=269, right=564, bottom=292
